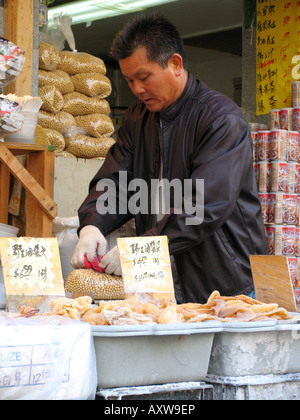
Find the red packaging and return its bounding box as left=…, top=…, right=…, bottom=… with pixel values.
left=270, top=129, right=287, bottom=161
left=269, top=109, right=281, bottom=130
left=286, top=162, right=299, bottom=193
left=259, top=161, right=271, bottom=192
left=287, top=131, right=299, bottom=162
left=265, top=225, right=275, bottom=256
left=287, top=257, right=298, bottom=287
left=258, top=131, right=271, bottom=161
left=274, top=193, right=298, bottom=225
left=258, top=193, right=269, bottom=224
left=280, top=108, right=293, bottom=131
left=268, top=193, right=275, bottom=223
left=274, top=225, right=296, bottom=257
left=293, top=107, right=300, bottom=134
left=251, top=132, right=259, bottom=162
left=271, top=161, right=287, bottom=192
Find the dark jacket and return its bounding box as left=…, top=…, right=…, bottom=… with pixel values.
left=78, top=73, right=267, bottom=303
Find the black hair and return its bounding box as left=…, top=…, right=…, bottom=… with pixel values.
left=110, top=13, right=188, bottom=70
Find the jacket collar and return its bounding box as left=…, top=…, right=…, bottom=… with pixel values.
left=159, top=72, right=196, bottom=126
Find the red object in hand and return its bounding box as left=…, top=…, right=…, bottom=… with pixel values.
left=83, top=254, right=105, bottom=273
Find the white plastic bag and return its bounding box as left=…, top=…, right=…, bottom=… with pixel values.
left=0, top=314, right=97, bottom=400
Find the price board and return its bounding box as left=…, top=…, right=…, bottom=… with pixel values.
left=0, top=237, right=65, bottom=313
left=117, top=236, right=175, bottom=303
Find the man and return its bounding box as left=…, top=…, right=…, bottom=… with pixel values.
left=71, top=13, right=267, bottom=303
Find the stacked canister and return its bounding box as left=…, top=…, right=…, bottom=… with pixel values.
left=252, top=81, right=300, bottom=307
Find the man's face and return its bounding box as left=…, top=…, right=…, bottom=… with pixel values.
left=119, top=46, right=183, bottom=113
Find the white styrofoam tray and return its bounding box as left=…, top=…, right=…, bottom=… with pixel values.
left=208, top=320, right=300, bottom=377
left=92, top=321, right=223, bottom=389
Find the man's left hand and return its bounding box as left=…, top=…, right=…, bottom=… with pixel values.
left=99, top=246, right=122, bottom=276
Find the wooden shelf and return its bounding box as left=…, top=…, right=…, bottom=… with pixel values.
left=0, top=142, right=57, bottom=237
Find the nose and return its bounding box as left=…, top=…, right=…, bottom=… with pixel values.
left=131, top=80, right=146, bottom=97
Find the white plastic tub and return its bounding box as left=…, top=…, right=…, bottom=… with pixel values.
left=92, top=322, right=223, bottom=389
left=208, top=320, right=300, bottom=377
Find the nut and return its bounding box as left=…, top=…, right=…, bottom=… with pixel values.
left=39, top=42, right=60, bottom=71
left=74, top=114, right=114, bottom=138
left=71, top=73, right=112, bottom=98
left=59, top=51, right=107, bottom=75
left=39, top=69, right=74, bottom=95
left=65, top=269, right=125, bottom=300
left=63, top=92, right=111, bottom=116
left=65, top=134, right=115, bottom=158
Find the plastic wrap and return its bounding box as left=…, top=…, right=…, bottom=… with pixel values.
left=0, top=37, right=25, bottom=88
left=43, top=128, right=65, bottom=152
left=71, top=73, right=111, bottom=98
left=63, top=92, right=110, bottom=116
left=74, top=114, right=114, bottom=138
left=39, top=42, right=60, bottom=71
left=39, top=69, right=74, bottom=95
left=65, top=269, right=125, bottom=300
left=0, top=314, right=97, bottom=400
left=0, top=97, right=23, bottom=138
left=39, top=84, right=64, bottom=113
left=38, top=110, right=76, bottom=135
left=59, top=51, right=106, bottom=75
left=65, top=134, right=115, bottom=158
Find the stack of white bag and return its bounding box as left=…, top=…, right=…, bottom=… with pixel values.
left=0, top=313, right=97, bottom=400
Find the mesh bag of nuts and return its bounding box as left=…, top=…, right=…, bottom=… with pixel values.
left=39, top=69, right=74, bottom=95
left=43, top=128, right=65, bottom=152
left=71, top=73, right=112, bottom=98
left=65, top=134, right=115, bottom=158
left=39, top=84, right=64, bottom=113
left=39, top=42, right=60, bottom=71
left=65, top=269, right=125, bottom=300
left=63, top=92, right=111, bottom=116
left=38, top=110, right=76, bottom=135
left=74, top=114, right=114, bottom=138
left=59, top=51, right=106, bottom=75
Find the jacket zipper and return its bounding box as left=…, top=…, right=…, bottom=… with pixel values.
left=146, top=117, right=164, bottom=231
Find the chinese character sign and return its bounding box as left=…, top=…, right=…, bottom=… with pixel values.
left=256, top=0, right=300, bottom=115
left=117, top=236, right=175, bottom=303
left=0, top=237, right=65, bottom=298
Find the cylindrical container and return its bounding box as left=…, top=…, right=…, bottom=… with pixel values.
left=273, top=193, right=298, bottom=225
left=287, top=257, right=298, bottom=287
left=286, top=162, right=299, bottom=193
left=270, top=161, right=287, bottom=192
left=296, top=227, right=300, bottom=258
left=269, top=109, right=281, bottom=130
left=274, top=224, right=296, bottom=257
left=268, top=193, right=275, bottom=223
left=296, top=258, right=300, bottom=288
left=251, top=132, right=259, bottom=162
left=292, top=81, right=300, bottom=107
left=287, top=131, right=299, bottom=162
left=293, top=107, right=300, bottom=134
left=280, top=108, right=294, bottom=131
left=270, top=129, right=287, bottom=161
left=258, top=193, right=269, bottom=224
left=253, top=162, right=259, bottom=191
left=259, top=161, right=271, bottom=192
left=258, top=130, right=271, bottom=161
left=265, top=225, right=275, bottom=256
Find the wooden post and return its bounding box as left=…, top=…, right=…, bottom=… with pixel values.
left=4, top=0, right=34, bottom=96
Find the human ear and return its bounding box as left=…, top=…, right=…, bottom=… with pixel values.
left=169, top=53, right=183, bottom=76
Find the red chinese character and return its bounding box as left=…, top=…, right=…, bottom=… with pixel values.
left=283, top=15, right=291, bottom=25
left=284, top=2, right=291, bottom=11
left=283, top=32, right=290, bottom=41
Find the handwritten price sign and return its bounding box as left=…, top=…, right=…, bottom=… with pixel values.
left=117, top=236, right=175, bottom=303
left=0, top=237, right=65, bottom=312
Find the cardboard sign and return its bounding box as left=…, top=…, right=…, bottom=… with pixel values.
left=0, top=237, right=65, bottom=313
left=117, top=236, right=175, bottom=303
left=250, top=255, right=297, bottom=312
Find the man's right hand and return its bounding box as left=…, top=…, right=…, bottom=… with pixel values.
left=71, top=225, right=108, bottom=269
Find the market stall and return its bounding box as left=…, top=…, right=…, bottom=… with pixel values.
left=1, top=0, right=300, bottom=402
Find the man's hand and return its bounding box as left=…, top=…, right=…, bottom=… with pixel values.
left=71, top=225, right=107, bottom=269
left=99, top=246, right=122, bottom=276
